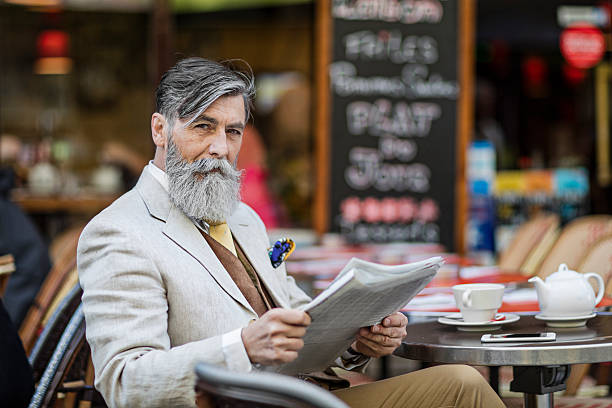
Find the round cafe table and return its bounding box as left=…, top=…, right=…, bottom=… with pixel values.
left=395, top=313, right=612, bottom=408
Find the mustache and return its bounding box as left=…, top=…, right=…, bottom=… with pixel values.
left=188, top=157, right=239, bottom=179
left=165, top=136, right=243, bottom=188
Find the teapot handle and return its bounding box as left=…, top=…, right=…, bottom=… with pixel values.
left=584, top=273, right=605, bottom=306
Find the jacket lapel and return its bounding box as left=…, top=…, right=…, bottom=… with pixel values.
left=229, top=215, right=291, bottom=309
left=135, top=169, right=172, bottom=222
left=136, top=168, right=255, bottom=315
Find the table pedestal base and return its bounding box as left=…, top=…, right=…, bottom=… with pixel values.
left=522, top=393, right=553, bottom=408
left=510, top=365, right=569, bottom=408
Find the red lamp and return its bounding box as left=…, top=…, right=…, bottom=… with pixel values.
left=34, top=29, right=72, bottom=74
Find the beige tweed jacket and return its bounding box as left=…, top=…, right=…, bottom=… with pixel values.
left=77, top=168, right=311, bottom=407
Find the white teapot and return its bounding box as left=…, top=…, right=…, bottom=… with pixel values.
left=528, top=264, right=604, bottom=317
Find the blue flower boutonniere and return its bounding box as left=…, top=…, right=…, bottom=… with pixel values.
left=268, top=238, right=295, bottom=268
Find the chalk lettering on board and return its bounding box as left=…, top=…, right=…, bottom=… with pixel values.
left=330, top=61, right=458, bottom=98
left=344, top=30, right=438, bottom=64
left=343, top=147, right=380, bottom=190
left=402, top=64, right=459, bottom=98
left=339, top=220, right=440, bottom=243
left=345, top=147, right=431, bottom=192
left=330, top=62, right=406, bottom=97
left=379, top=136, right=418, bottom=161
left=346, top=99, right=441, bottom=137
left=332, top=0, right=444, bottom=24
left=339, top=196, right=439, bottom=224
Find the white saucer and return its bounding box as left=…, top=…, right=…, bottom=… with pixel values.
left=438, top=313, right=520, bottom=331
left=534, top=312, right=597, bottom=328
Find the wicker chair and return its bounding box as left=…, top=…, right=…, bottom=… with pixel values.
left=498, top=213, right=560, bottom=275
left=28, top=305, right=86, bottom=408
left=19, top=225, right=84, bottom=353
left=0, top=253, right=15, bottom=296
left=563, top=234, right=612, bottom=397
left=28, top=283, right=83, bottom=383
left=536, top=215, right=612, bottom=279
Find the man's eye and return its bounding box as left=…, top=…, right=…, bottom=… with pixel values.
left=228, top=129, right=243, bottom=136
left=195, top=123, right=211, bottom=130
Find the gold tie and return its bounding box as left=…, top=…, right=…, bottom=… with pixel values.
left=208, top=222, right=237, bottom=256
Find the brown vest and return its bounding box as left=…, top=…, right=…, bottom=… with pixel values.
left=201, top=232, right=276, bottom=316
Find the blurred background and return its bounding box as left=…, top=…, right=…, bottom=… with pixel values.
left=0, top=0, right=610, bottom=257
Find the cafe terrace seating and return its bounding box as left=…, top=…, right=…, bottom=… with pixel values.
left=577, top=234, right=612, bottom=297
left=535, top=215, right=612, bottom=279
left=14, top=214, right=612, bottom=407
left=403, top=214, right=612, bottom=314
left=285, top=213, right=612, bottom=405
left=564, top=233, right=612, bottom=397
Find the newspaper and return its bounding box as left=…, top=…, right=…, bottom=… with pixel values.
left=275, top=256, right=443, bottom=375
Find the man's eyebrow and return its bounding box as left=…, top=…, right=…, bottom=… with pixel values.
left=228, top=121, right=245, bottom=130
left=191, top=115, right=218, bottom=125
left=190, top=116, right=244, bottom=130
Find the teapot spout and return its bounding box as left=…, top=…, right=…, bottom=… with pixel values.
left=528, top=276, right=544, bottom=287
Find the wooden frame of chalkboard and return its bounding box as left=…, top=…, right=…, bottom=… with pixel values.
left=314, top=0, right=474, bottom=253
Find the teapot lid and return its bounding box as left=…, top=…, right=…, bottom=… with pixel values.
left=547, top=263, right=580, bottom=280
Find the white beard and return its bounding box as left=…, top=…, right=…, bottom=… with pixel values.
left=165, top=137, right=243, bottom=224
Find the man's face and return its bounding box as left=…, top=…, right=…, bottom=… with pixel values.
left=170, top=94, right=246, bottom=165
left=164, top=94, right=246, bottom=224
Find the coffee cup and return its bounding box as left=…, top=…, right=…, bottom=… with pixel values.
left=452, top=283, right=505, bottom=323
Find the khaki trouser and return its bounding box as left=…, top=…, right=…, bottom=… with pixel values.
left=332, top=365, right=506, bottom=408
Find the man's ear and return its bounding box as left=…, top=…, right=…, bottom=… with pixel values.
left=151, top=113, right=168, bottom=148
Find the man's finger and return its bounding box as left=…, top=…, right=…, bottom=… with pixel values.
left=362, top=327, right=405, bottom=341
left=284, top=325, right=308, bottom=339
left=359, top=333, right=393, bottom=346
left=360, top=330, right=404, bottom=346
left=273, top=337, right=305, bottom=352
left=370, top=325, right=406, bottom=338
left=268, top=308, right=311, bottom=326
left=358, top=335, right=400, bottom=351
left=273, top=350, right=299, bottom=364
left=382, top=312, right=408, bottom=327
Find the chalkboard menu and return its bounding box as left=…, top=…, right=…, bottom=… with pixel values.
left=327, top=0, right=460, bottom=250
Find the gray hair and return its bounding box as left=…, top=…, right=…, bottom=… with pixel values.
left=155, top=57, right=255, bottom=127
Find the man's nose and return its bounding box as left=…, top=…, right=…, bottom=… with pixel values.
left=208, top=130, right=229, bottom=158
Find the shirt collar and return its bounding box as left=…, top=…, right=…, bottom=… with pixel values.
left=146, top=161, right=169, bottom=193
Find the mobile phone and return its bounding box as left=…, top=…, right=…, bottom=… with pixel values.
left=481, top=332, right=556, bottom=343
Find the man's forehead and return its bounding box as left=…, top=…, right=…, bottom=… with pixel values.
left=180, top=95, right=246, bottom=126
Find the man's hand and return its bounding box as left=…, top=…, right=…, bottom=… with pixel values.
left=241, top=308, right=311, bottom=366
left=351, top=312, right=408, bottom=358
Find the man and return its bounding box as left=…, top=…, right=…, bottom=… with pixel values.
left=78, top=57, right=505, bottom=408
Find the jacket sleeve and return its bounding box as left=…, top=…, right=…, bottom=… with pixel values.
left=78, top=219, right=250, bottom=408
